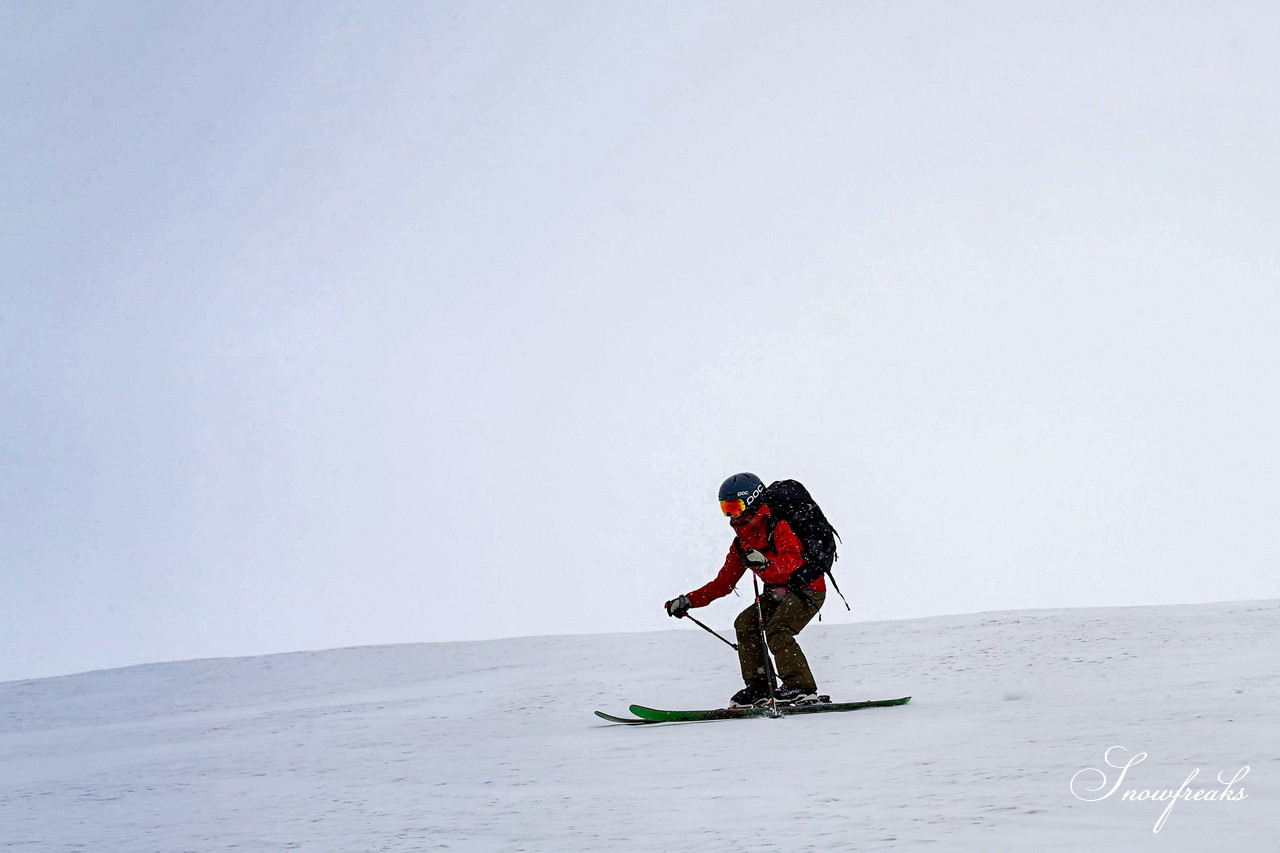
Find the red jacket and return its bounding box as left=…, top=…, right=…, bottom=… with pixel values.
left=686, top=504, right=826, bottom=609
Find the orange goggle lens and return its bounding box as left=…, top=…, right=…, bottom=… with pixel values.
left=720, top=499, right=747, bottom=517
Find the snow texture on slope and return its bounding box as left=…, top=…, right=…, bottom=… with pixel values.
left=1, top=600, right=1276, bottom=851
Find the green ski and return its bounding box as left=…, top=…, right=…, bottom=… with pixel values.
left=627, top=696, right=911, bottom=723
left=594, top=710, right=660, bottom=725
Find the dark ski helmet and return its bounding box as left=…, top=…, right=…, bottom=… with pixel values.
left=718, top=472, right=765, bottom=517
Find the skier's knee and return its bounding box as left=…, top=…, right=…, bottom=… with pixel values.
left=766, top=627, right=798, bottom=651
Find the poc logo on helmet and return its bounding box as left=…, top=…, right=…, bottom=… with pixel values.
left=740, top=483, right=765, bottom=506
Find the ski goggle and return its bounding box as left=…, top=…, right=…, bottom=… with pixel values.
left=720, top=498, right=748, bottom=517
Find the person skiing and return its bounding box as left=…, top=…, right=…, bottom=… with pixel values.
left=664, top=472, right=826, bottom=707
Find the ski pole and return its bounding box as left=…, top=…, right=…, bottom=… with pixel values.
left=752, top=573, right=782, bottom=717
left=681, top=613, right=738, bottom=651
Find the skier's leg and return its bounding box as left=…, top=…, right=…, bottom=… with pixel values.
left=734, top=600, right=777, bottom=690
left=764, top=590, right=825, bottom=691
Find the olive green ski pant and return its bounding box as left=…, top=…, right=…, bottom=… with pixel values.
left=733, top=588, right=825, bottom=692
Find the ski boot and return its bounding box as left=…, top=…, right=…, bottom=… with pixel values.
left=729, top=684, right=772, bottom=708
left=775, top=686, right=829, bottom=706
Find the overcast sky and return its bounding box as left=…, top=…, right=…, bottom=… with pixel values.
left=3, top=1, right=1279, bottom=683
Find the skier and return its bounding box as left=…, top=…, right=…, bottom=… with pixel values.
left=664, top=472, right=826, bottom=707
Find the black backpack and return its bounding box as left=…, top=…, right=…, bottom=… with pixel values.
left=736, top=479, right=850, bottom=610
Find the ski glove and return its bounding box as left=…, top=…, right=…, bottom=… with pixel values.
left=665, top=595, right=691, bottom=618
left=743, top=549, right=768, bottom=566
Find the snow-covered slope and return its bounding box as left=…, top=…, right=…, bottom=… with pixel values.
left=2, top=601, right=1276, bottom=851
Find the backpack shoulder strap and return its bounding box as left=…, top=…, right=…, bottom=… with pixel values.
left=763, top=508, right=778, bottom=549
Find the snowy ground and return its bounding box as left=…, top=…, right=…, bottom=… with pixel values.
left=1, top=600, right=1276, bottom=851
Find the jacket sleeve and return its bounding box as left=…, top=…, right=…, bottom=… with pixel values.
left=754, top=520, right=805, bottom=586
left=686, top=520, right=807, bottom=606
left=685, top=543, right=748, bottom=608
